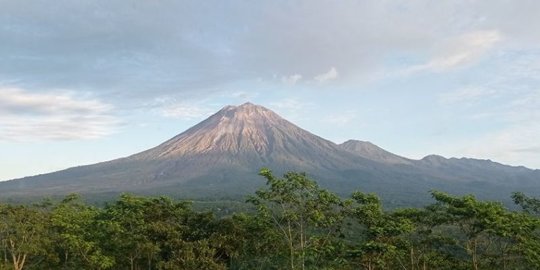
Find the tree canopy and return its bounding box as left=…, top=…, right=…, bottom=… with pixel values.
left=0, top=168, right=538, bottom=269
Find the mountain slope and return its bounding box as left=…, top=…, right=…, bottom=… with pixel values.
left=339, top=140, right=412, bottom=165
left=131, top=103, right=363, bottom=170
left=0, top=103, right=375, bottom=198
left=1, top=103, right=539, bottom=206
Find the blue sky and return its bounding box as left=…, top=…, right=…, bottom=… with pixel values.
left=1, top=0, right=540, bottom=180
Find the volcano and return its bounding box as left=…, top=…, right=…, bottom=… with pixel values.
left=1, top=103, right=539, bottom=206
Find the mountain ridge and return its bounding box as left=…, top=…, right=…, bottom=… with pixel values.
left=339, top=139, right=413, bottom=165
left=1, top=103, right=539, bottom=206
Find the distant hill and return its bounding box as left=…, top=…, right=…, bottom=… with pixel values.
left=1, top=103, right=539, bottom=206
left=339, top=140, right=412, bottom=165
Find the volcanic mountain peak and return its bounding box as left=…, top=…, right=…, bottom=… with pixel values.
left=218, top=102, right=277, bottom=120
left=132, top=103, right=339, bottom=161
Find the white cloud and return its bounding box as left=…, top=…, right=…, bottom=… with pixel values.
left=281, top=74, right=303, bottom=85
left=0, top=88, right=118, bottom=141
left=314, top=67, right=338, bottom=82
left=432, top=30, right=501, bottom=69
left=405, top=30, right=502, bottom=74
left=2, top=1, right=538, bottom=98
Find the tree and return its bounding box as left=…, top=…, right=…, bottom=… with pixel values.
left=428, top=191, right=539, bottom=270
left=345, top=191, right=414, bottom=270
left=50, top=194, right=113, bottom=269
left=247, top=168, right=346, bottom=270
left=0, top=203, right=53, bottom=270
left=159, top=240, right=225, bottom=270
left=1, top=170, right=539, bottom=269
left=392, top=207, right=461, bottom=270
left=511, top=192, right=540, bottom=267
left=97, top=194, right=225, bottom=270
left=98, top=194, right=161, bottom=270
left=512, top=192, right=540, bottom=215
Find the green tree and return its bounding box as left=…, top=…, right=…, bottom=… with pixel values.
left=248, top=168, right=346, bottom=270
left=511, top=192, right=540, bottom=267
left=50, top=194, right=113, bottom=269
left=214, top=213, right=284, bottom=269
left=98, top=194, right=161, bottom=270
left=345, top=191, right=414, bottom=270
left=98, top=194, right=225, bottom=270
left=393, top=207, right=461, bottom=270
left=159, top=240, right=224, bottom=270
left=428, top=191, right=539, bottom=270
left=0, top=203, right=53, bottom=270
left=512, top=192, right=540, bottom=215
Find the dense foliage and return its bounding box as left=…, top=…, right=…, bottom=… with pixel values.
left=1, top=169, right=539, bottom=270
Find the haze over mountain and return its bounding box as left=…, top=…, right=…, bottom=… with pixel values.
left=1, top=103, right=539, bottom=206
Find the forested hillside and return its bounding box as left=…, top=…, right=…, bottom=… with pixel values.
left=1, top=169, right=539, bottom=270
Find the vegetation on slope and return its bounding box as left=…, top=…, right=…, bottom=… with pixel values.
left=1, top=169, right=539, bottom=270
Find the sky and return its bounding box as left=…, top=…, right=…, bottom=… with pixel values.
left=1, top=0, right=540, bottom=181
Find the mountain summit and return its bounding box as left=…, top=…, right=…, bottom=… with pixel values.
left=131, top=103, right=359, bottom=173
left=1, top=103, right=539, bottom=205
left=137, top=103, right=285, bottom=157
left=134, top=103, right=342, bottom=162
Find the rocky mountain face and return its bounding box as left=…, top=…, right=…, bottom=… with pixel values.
left=131, top=103, right=361, bottom=170
left=1, top=103, right=539, bottom=206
